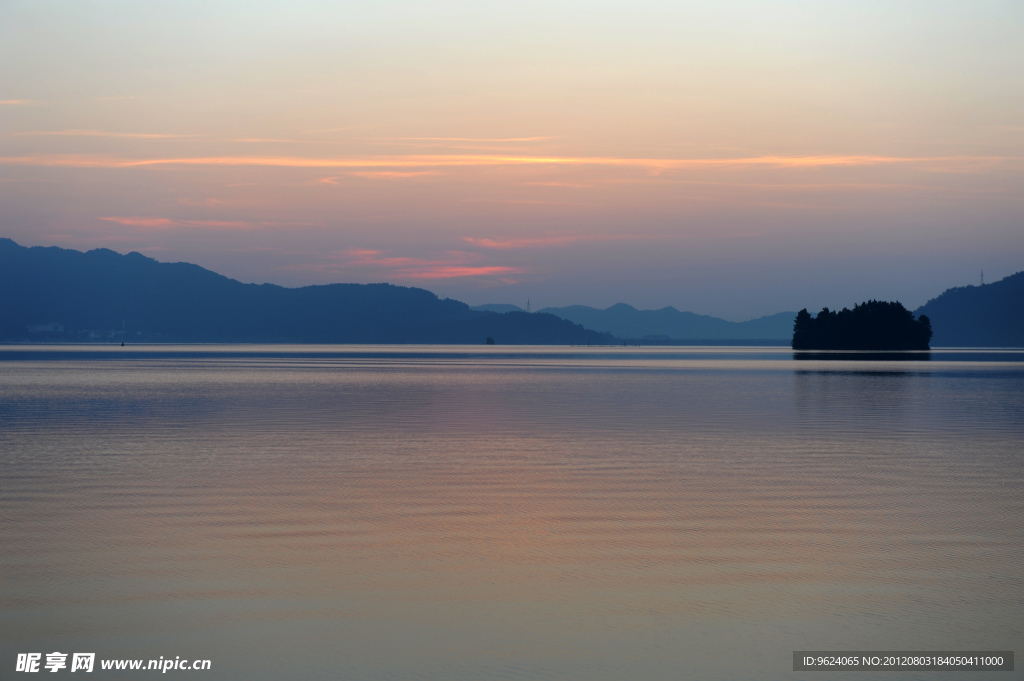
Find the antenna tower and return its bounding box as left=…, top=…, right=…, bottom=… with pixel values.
left=527, top=298, right=531, bottom=313
left=981, top=270, right=984, bottom=286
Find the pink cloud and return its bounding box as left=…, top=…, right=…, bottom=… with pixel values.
left=299, top=248, right=527, bottom=281
left=338, top=248, right=473, bottom=268
left=397, top=265, right=525, bottom=279
left=100, top=216, right=177, bottom=227
left=184, top=219, right=252, bottom=228
left=464, top=234, right=652, bottom=249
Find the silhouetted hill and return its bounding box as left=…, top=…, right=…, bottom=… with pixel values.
left=915, top=271, right=1024, bottom=347
left=0, top=239, right=614, bottom=344
left=538, top=303, right=796, bottom=340
left=792, top=301, right=931, bottom=350
left=471, top=304, right=525, bottom=314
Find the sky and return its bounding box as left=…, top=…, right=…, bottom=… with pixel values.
left=1, top=0, right=1021, bottom=320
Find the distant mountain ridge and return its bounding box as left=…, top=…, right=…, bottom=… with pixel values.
left=4, top=237, right=1019, bottom=347
left=915, top=270, right=1024, bottom=347
left=537, top=303, right=797, bottom=340
left=471, top=304, right=525, bottom=314
left=0, top=239, right=614, bottom=344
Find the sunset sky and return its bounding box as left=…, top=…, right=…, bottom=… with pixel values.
left=2, top=0, right=1021, bottom=320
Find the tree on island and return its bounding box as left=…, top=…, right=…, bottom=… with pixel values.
left=792, top=300, right=932, bottom=350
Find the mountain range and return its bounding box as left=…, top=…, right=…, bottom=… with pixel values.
left=476, top=276, right=1022, bottom=347
left=537, top=304, right=796, bottom=341
left=0, top=239, right=613, bottom=345
left=915, top=270, right=1024, bottom=347
left=2, top=237, right=1021, bottom=346
left=470, top=304, right=796, bottom=341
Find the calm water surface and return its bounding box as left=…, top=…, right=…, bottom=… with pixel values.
left=1, top=346, right=1022, bottom=680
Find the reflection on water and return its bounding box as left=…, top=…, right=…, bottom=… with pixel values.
left=793, top=350, right=932, bottom=361
left=1, top=346, right=1022, bottom=680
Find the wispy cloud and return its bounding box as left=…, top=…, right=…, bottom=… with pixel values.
left=303, top=126, right=363, bottom=133
left=0, top=99, right=33, bottom=106
left=232, top=137, right=322, bottom=144
left=315, top=170, right=439, bottom=184
left=99, top=216, right=254, bottom=229
left=16, top=130, right=196, bottom=139
left=3, top=153, right=1015, bottom=171
left=369, top=141, right=555, bottom=152
left=399, top=265, right=524, bottom=279
left=100, top=216, right=176, bottom=227
left=177, top=197, right=225, bottom=207
left=464, top=234, right=651, bottom=249
left=522, top=181, right=592, bottom=188
left=347, top=171, right=441, bottom=179
left=303, top=248, right=527, bottom=280
left=373, top=136, right=556, bottom=142
left=459, top=199, right=574, bottom=205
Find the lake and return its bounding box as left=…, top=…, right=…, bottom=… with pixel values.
left=1, top=346, right=1021, bottom=680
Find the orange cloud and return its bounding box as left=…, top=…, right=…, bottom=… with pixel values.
left=0, top=99, right=33, bottom=106
left=370, top=142, right=562, bottom=152
left=5, top=153, right=1013, bottom=172
left=373, top=136, right=556, bottom=142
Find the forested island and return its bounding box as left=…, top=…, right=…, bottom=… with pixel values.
left=792, top=301, right=932, bottom=350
